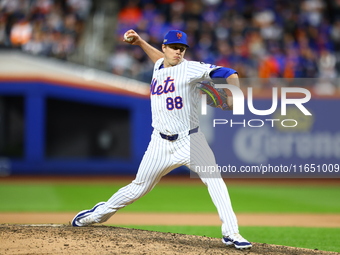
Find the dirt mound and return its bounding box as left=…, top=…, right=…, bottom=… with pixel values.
left=0, top=224, right=338, bottom=255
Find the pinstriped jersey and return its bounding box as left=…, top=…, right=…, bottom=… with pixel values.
left=150, top=58, right=220, bottom=135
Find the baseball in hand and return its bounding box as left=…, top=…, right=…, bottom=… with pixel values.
left=124, top=33, right=133, bottom=42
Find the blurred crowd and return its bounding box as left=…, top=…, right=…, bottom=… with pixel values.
left=111, top=0, right=340, bottom=88
left=1, top=0, right=340, bottom=89
left=0, top=0, right=91, bottom=60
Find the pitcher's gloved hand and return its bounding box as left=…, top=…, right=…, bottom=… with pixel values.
left=198, top=81, right=230, bottom=110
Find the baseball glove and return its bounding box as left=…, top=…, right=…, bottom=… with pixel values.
left=198, top=81, right=230, bottom=110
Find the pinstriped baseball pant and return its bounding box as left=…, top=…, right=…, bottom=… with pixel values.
left=92, top=129, right=239, bottom=236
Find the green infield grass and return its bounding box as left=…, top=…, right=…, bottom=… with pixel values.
left=116, top=225, right=340, bottom=253
left=0, top=182, right=339, bottom=213
left=0, top=181, right=339, bottom=253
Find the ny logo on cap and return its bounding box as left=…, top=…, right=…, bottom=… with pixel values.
left=177, top=32, right=182, bottom=39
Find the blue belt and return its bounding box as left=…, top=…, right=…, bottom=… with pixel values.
left=159, top=127, right=199, bottom=141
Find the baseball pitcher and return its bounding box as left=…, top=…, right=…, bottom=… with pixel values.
left=71, top=30, right=252, bottom=250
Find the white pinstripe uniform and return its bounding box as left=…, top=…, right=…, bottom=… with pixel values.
left=92, top=58, right=239, bottom=237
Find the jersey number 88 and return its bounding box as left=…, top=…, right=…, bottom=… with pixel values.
left=166, top=96, right=183, bottom=110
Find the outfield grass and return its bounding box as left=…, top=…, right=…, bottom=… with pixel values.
left=116, top=225, right=340, bottom=253
left=0, top=183, right=339, bottom=213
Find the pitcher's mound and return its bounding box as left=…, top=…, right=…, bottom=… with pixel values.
left=0, top=224, right=337, bottom=255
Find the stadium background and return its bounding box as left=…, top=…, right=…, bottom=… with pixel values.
left=0, top=0, right=339, bottom=253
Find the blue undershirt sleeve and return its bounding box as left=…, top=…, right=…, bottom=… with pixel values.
left=210, top=67, right=237, bottom=78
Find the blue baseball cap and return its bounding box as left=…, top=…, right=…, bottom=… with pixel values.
left=163, top=30, right=189, bottom=47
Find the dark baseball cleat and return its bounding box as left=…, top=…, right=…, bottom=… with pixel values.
left=71, top=202, right=105, bottom=227
left=222, top=233, right=252, bottom=249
